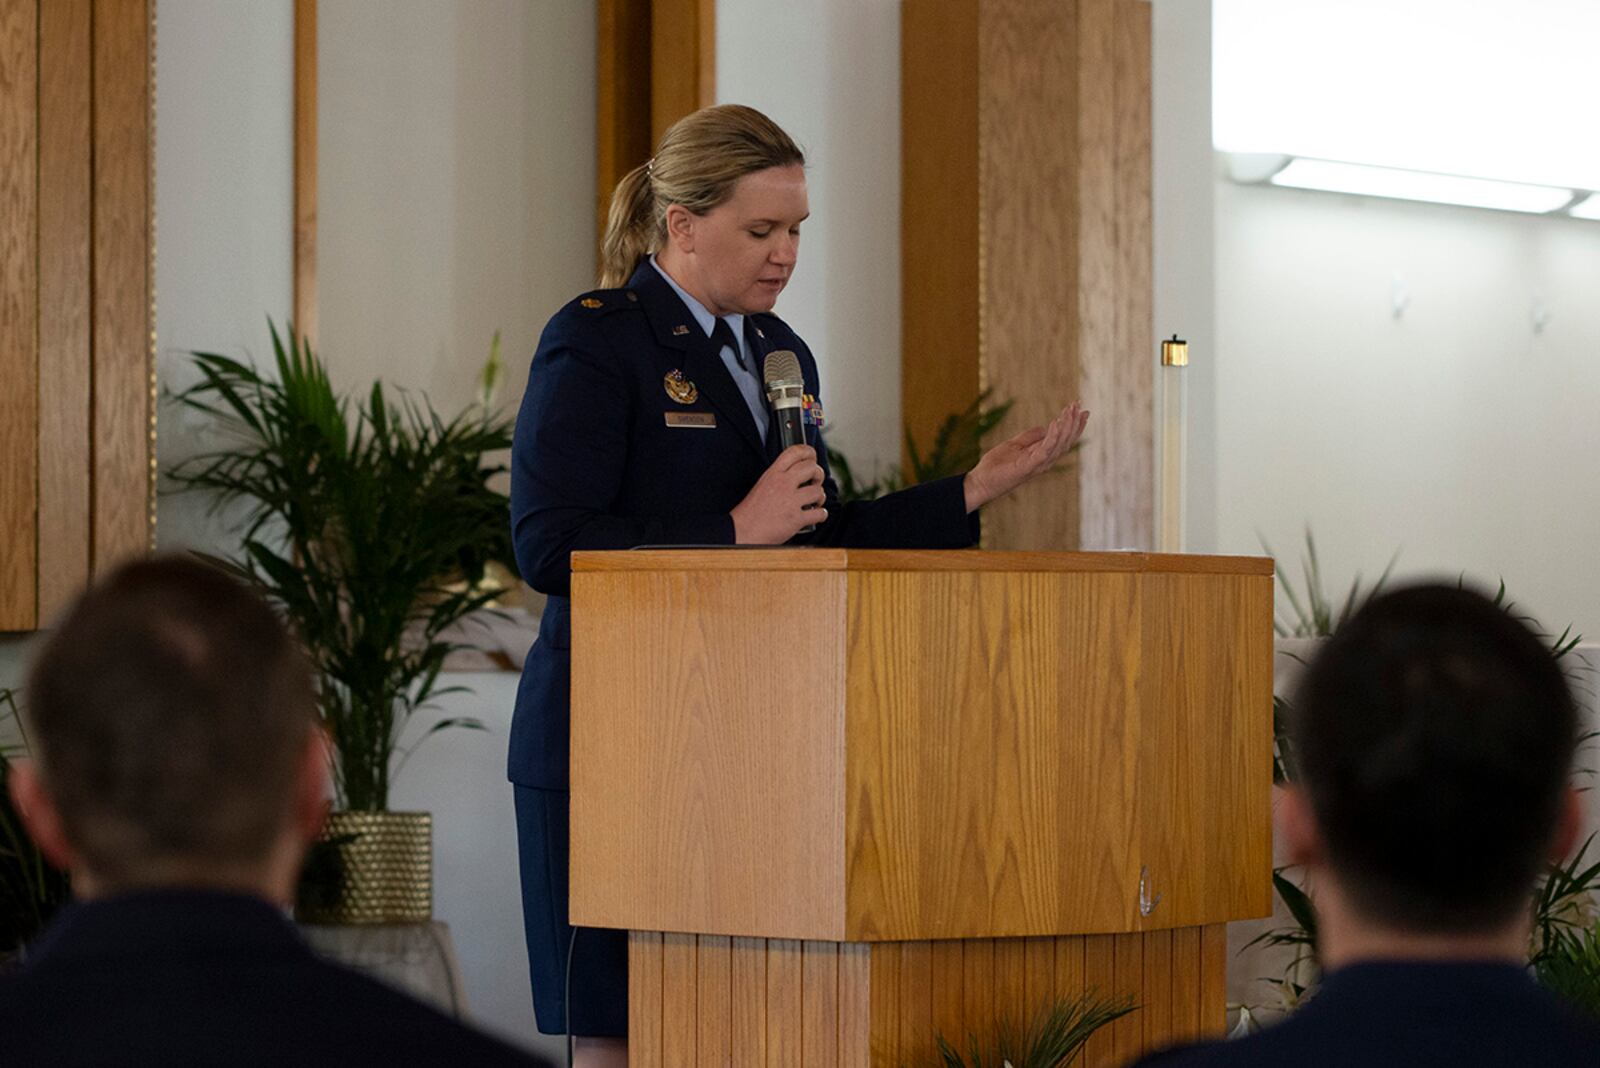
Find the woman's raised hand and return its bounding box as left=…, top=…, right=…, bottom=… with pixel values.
left=962, top=401, right=1090, bottom=512
left=731, top=445, right=828, bottom=544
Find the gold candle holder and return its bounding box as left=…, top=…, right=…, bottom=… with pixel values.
left=1158, top=335, right=1188, bottom=553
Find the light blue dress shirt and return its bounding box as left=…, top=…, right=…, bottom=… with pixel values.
left=649, top=255, right=769, bottom=443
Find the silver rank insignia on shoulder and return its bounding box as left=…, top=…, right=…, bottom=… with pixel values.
left=664, top=370, right=698, bottom=405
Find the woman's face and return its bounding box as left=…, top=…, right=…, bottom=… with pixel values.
left=666, top=164, right=809, bottom=317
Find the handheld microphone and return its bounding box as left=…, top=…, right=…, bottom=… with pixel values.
left=762, top=350, right=817, bottom=533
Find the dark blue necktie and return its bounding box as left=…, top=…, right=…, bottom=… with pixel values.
left=711, top=317, right=746, bottom=370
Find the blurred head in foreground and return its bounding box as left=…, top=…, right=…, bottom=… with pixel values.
left=1283, top=582, right=1579, bottom=963
left=13, top=554, right=326, bottom=903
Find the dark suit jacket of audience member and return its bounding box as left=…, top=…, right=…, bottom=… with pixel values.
left=1134, top=961, right=1600, bottom=1068
left=0, top=890, right=551, bottom=1067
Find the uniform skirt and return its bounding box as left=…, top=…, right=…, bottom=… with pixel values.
left=513, top=785, right=628, bottom=1037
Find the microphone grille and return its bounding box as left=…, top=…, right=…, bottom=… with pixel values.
left=762, top=349, right=803, bottom=388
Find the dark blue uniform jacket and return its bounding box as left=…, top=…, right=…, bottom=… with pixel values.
left=0, top=891, right=548, bottom=1066
left=1133, top=961, right=1600, bottom=1067
left=508, top=260, right=977, bottom=788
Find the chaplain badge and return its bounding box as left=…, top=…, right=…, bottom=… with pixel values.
left=664, top=370, right=699, bottom=405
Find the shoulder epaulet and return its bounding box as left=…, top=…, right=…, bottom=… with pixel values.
left=568, top=287, right=640, bottom=315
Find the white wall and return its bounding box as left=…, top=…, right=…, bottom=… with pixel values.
left=119, top=3, right=565, bottom=1058
left=717, top=0, right=904, bottom=478
left=1213, top=180, right=1600, bottom=641
left=154, top=0, right=296, bottom=559
left=318, top=0, right=595, bottom=421
left=1152, top=0, right=1218, bottom=552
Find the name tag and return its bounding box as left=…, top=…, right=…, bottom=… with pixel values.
left=664, top=411, right=715, bottom=429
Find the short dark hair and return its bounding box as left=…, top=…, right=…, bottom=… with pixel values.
left=1291, top=583, right=1577, bottom=932
left=25, top=555, right=317, bottom=889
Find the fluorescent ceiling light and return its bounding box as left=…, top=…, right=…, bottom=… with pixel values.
left=1215, top=0, right=1600, bottom=191
left=1570, top=194, right=1600, bottom=221
left=1266, top=159, right=1574, bottom=215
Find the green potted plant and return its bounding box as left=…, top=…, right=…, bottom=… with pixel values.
left=167, top=322, right=514, bottom=923
left=931, top=990, right=1135, bottom=1067
left=0, top=688, right=71, bottom=963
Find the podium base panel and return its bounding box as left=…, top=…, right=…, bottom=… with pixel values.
left=626, top=926, right=1226, bottom=1067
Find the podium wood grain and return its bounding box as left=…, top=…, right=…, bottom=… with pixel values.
left=625, top=928, right=1226, bottom=1067
left=576, top=550, right=1268, bottom=1066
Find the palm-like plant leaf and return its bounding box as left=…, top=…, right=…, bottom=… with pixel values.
left=0, top=690, right=71, bottom=956
left=166, top=321, right=514, bottom=810
left=932, top=990, right=1135, bottom=1068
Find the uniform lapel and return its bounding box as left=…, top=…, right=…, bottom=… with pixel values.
left=629, top=262, right=767, bottom=463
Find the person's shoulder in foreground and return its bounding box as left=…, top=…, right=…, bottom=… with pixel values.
left=0, top=890, right=549, bottom=1067
left=1133, top=960, right=1600, bottom=1067
left=0, top=555, right=553, bottom=1066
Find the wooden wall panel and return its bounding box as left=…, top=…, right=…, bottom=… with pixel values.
left=801, top=941, right=840, bottom=1068
left=1142, top=928, right=1174, bottom=1053
left=1199, top=924, right=1229, bottom=1038
left=839, top=943, right=871, bottom=1066
left=36, top=0, right=93, bottom=624
left=90, top=0, right=152, bottom=575
left=731, top=936, right=768, bottom=1064
left=1081, top=934, right=1117, bottom=1067
left=629, top=931, right=665, bottom=1068
left=903, top=0, right=1154, bottom=553
left=1168, top=925, right=1201, bottom=1044
left=869, top=941, right=900, bottom=1065
left=632, top=931, right=1217, bottom=1066
left=900, top=0, right=981, bottom=470
left=976, top=0, right=1083, bottom=553
left=0, top=0, right=39, bottom=631
left=767, top=938, right=804, bottom=1067
left=597, top=0, right=652, bottom=248
left=662, top=932, right=698, bottom=1065
left=1108, top=0, right=1154, bottom=550
left=648, top=0, right=714, bottom=144
left=697, top=934, right=731, bottom=1064
left=293, top=0, right=317, bottom=343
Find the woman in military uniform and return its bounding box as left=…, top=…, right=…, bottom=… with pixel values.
left=509, top=104, right=1088, bottom=1066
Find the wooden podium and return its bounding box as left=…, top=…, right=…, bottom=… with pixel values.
left=570, top=549, right=1273, bottom=1066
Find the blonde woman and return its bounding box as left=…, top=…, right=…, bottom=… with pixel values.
left=509, top=104, right=1087, bottom=1065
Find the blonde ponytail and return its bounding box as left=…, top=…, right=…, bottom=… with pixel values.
left=598, top=162, right=657, bottom=288
left=596, top=104, right=805, bottom=289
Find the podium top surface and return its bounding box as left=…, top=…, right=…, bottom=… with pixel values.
left=573, top=548, right=1273, bottom=576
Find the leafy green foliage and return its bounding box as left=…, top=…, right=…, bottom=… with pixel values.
left=0, top=689, right=70, bottom=958
left=931, top=990, right=1135, bottom=1068
left=166, top=322, right=514, bottom=811
left=829, top=391, right=1016, bottom=503
left=1241, top=868, right=1320, bottom=1007
left=1532, top=836, right=1600, bottom=967
left=1262, top=529, right=1397, bottom=638
left=1535, top=923, right=1600, bottom=1020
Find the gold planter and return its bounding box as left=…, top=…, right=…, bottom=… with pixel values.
left=295, top=810, right=432, bottom=925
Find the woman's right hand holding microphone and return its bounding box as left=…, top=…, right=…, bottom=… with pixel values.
left=731, top=445, right=827, bottom=544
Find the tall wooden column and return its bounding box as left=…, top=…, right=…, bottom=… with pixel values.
left=596, top=0, right=716, bottom=248
left=903, top=0, right=1153, bottom=552
left=0, top=0, right=153, bottom=631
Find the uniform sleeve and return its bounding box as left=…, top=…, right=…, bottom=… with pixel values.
left=510, top=316, right=735, bottom=596
left=784, top=338, right=979, bottom=550
left=807, top=452, right=979, bottom=549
